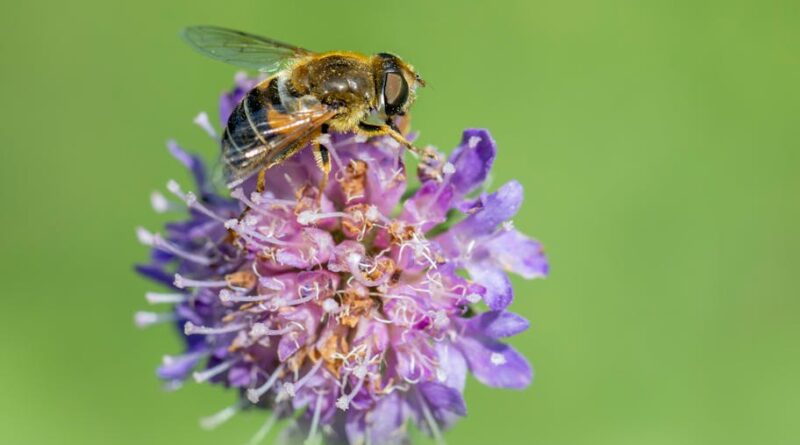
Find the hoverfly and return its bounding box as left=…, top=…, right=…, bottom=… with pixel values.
left=182, top=25, right=426, bottom=192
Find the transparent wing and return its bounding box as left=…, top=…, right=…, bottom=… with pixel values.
left=221, top=103, right=337, bottom=189
left=182, top=25, right=313, bottom=73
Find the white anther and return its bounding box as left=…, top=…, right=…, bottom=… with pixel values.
left=335, top=396, right=350, bottom=411
left=184, top=191, right=198, bottom=206
left=247, top=365, right=284, bottom=403
left=173, top=274, right=186, bottom=288
left=150, top=191, right=170, bottom=213
left=322, top=299, right=340, bottom=313
left=502, top=220, right=515, bottom=231
left=135, top=227, right=155, bottom=246
left=166, top=179, right=182, bottom=196
left=282, top=382, right=296, bottom=398
left=146, top=292, right=186, bottom=304
left=442, top=162, right=456, bottom=175
left=218, top=289, right=233, bottom=303
left=432, top=310, right=450, bottom=329
left=224, top=219, right=238, bottom=230
left=365, top=205, right=379, bottom=221
left=466, top=293, right=482, bottom=304
left=250, top=323, right=269, bottom=337
left=353, top=365, right=368, bottom=380
left=134, top=311, right=174, bottom=328
left=193, top=112, right=218, bottom=139
left=297, top=210, right=315, bottom=225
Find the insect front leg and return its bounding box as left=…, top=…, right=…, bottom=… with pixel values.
left=356, top=122, right=425, bottom=158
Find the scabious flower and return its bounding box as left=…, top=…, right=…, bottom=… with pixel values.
left=136, top=75, right=548, bottom=445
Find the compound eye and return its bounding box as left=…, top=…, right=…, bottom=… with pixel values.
left=383, top=72, right=409, bottom=114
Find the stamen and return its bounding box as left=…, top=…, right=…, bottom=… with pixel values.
left=336, top=363, right=369, bottom=411
left=246, top=409, right=280, bottom=445
left=162, top=349, right=209, bottom=366
left=247, top=364, right=284, bottom=403
left=279, top=283, right=321, bottom=306
left=135, top=227, right=155, bottom=246
left=192, top=359, right=235, bottom=383
left=184, top=321, right=246, bottom=336
left=173, top=274, right=228, bottom=289
left=304, top=394, right=324, bottom=445
left=166, top=179, right=186, bottom=200
left=466, top=293, right=482, bottom=304
left=250, top=323, right=299, bottom=338
left=322, top=298, right=340, bottom=313
left=199, top=401, right=241, bottom=430
left=146, top=292, right=188, bottom=304
left=134, top=311, right=176, bottom=328
left=297, top=210, right=349, bottom=226
left=183, top=191, right=226, bottom=223
left=193, top=112, right=218, bottom=139
left=166, top=180, right=225, bottom=223
left=281, top=359, right=324, bottom=399
left=219, top=289, right=274, bottom=303
left=416, top=390, right=447, bottom=445
left=142, top=231, right=212, bottom=265
left=150, top=191, right=176, bottom=213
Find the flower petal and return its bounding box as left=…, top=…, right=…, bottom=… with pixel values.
left=466, top=310, right=530, bottom=338
left=457, top=335, right=532, bottom=389
left=435, top=341, right=468, bottom=391
left=419, top=381, right=467, bottom=417
left=485, top=230, right=549, bottom=279
left=347, top=392, right=407, bottom=445
left=449, top=129, right=496, bottom=196
left=455, top=180, right=523, bottom=238
left=402, top=180, right=455, bottom=230
left=466, top=265, right=513, bottom=310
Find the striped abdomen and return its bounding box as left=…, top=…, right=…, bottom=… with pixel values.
left=221, top=77, right=284, bottom=176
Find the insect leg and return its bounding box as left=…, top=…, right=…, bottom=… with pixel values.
left=312, top=125, right=331, bottom=202
left=256, top=168, right=268, bottom=193
left=356, top=122, right=424, bottom=157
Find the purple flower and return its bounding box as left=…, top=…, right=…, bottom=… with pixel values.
left=136, top=77, right=548, bottom=444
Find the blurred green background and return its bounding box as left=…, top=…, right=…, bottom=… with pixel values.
left=1, top=0, right=798, bottom=444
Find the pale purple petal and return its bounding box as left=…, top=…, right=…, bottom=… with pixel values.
left=454, top=180, right=524, bottom=238
left=448, top=128, right=496, bottom=196
left=418, top=381, right=467, bottom=417
left=402, top=181, right=455, bottom=230
left=435, top=341, right=468, bottom=391
left=458, top=336, right=532, bottom=389
left=484, top=230, right=549, bottom=279
left=466, top=311, right=530, bottom=338
left=466, top=265, right=513, bottom=310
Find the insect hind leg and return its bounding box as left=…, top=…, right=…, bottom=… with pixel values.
left=312, top=128, right=332, bottom=204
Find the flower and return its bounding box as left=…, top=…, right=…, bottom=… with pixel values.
left=136, top=76, right=548, bottom=445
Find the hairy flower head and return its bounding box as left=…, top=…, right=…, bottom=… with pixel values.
left=136, top=75, right=548, bottom=445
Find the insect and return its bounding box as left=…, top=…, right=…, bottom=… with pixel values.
left=182, top=25, right=426, bottom=192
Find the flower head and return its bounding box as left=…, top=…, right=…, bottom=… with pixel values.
left=136, top=76, right=548, bottom=444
